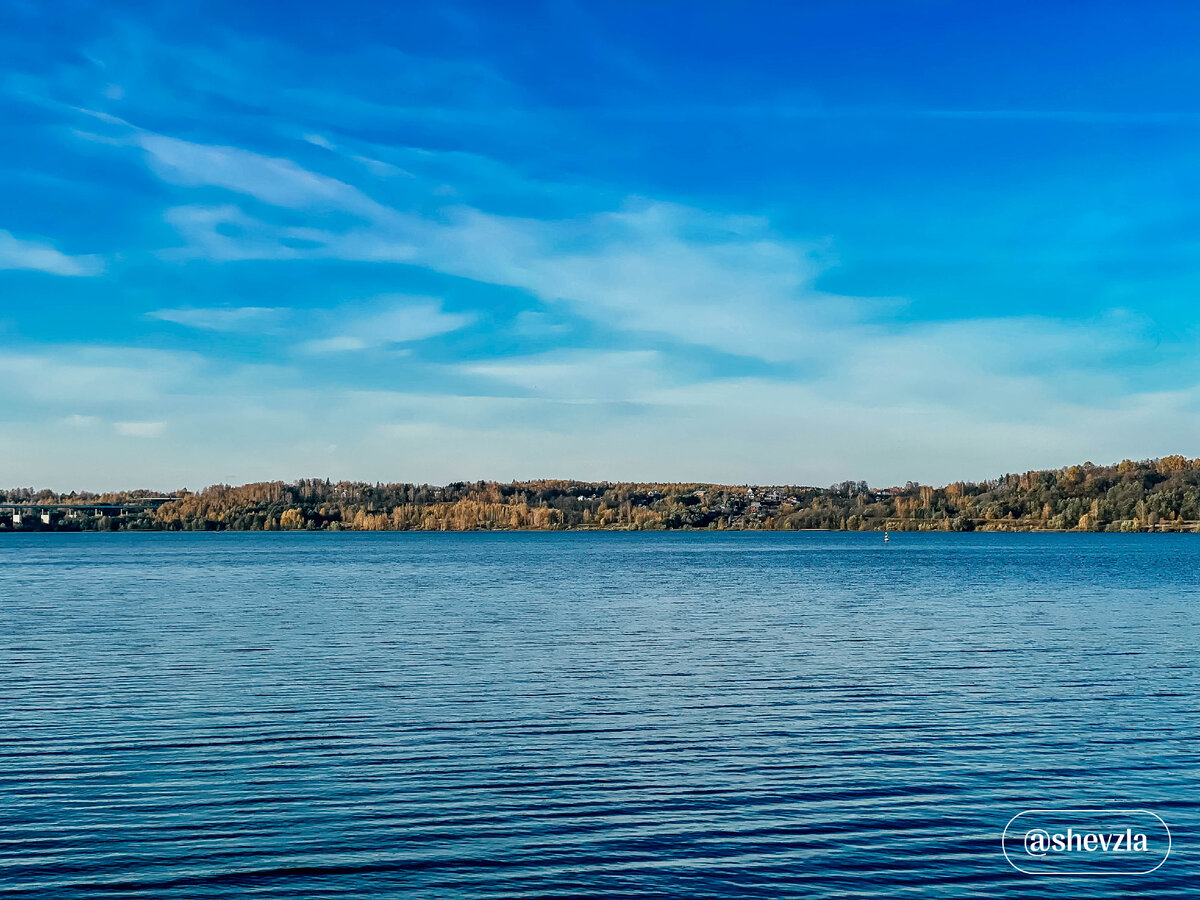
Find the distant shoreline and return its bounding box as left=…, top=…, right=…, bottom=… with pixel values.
left=4, top=525, right=1198, bottom=535
left=5, top=456, right=1200, bottom=534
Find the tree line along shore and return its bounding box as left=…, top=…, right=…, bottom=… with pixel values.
left=5, top=456, right=1200, bottom=533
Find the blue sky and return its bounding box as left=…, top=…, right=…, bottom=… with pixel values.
left=3, top=0, right=1200, bottom=489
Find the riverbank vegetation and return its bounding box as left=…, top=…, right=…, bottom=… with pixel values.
left=5, top=456, right=1200, bottom=532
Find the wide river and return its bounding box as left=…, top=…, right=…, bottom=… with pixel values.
left=1, top=532, right=1196, bottom=897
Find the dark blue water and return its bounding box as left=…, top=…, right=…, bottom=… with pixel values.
left=1, top=532, right=1197, bottom=898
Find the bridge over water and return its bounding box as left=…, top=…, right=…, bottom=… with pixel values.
left=0, top=499, right=174, bottom=527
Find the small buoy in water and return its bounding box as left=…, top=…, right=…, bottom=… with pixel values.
left=884, top=530, right=889, bottom=542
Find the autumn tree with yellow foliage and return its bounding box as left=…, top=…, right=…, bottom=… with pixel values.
left=8, top=458, right=1200, bottom=533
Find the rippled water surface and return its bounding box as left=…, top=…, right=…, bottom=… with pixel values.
left=2, top=531, right=1198, bottom=897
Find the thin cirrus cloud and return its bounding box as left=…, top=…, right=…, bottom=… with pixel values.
left=462, top=350, right=669, bottom=403
left=59, top=117, right=861, bottom=366
left=138, top=132, right=388, bottom=218
left=415, top=202, right=859, bottom=363
left=114, top=421, right=167, bottom=438
left=148, top=306, right=286, bottom=332
left=146, top=296, right=472, bottom=353
left=61, top=414, right=101, bottom=427
left=125, top=129, right=1178, bottom=410
left=132, top=130, right=858, bottom=362
left=299, top=297, right=475, bottom=354
left=0, top=230, right=103, bottom=276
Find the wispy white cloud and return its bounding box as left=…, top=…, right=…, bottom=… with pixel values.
left=138, top=133, right=388, bottom=217
left=61, top=413, right=101, bottom=427
left=114, top=420, right=166, bottom=438
left=302, top=336, right=371, bottom=354
left=0, top=230, right=103, bottom=276
left=299, top=296, right=474, bottom=353
left=132, top=132, right=1171, bottom=399
left=463, top=350, right=668, bottom=402
left=137, top=134, right=858, bottom=361
left=416, top=201, right=859, bottom=362
left=161, top=205, right=312, bottom=262
left=148, top=306, right=285, bottom=332
left=302, top=133, right=335, bottom=150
